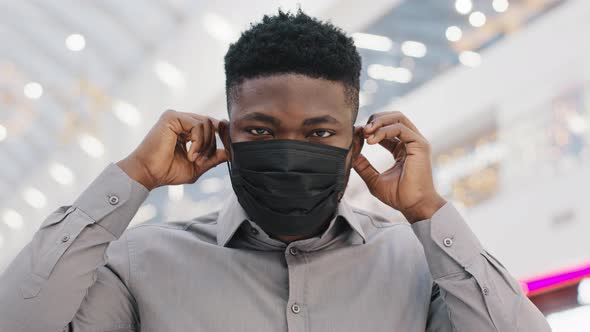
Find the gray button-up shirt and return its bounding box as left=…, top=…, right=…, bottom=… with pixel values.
left=0, top=163, right=550, bottom=332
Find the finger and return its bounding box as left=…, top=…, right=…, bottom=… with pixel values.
left=364, top=111, right=423, bottom=137
left=169, top=112, right=200, bottom=161
left=187, top=122, right=204, bottom=160
left=377, top=137, right=401, bottom=153
left=201, top=117, right=214, bottom=157
left=164, top=110, right=203, bottom=136
left=210, top=117, right=221, bottom=132
left=353, top=153, right=379, bottom=189
left=206, top=132, right=218, bottom=159
left=366, top=123, right=423, bottom=147
left=199, top=149, right=228, bottom=171
left=392, top=140, right=407, bottom=162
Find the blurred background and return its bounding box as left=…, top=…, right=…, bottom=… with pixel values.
left=0, top=0, right=588, bottom=329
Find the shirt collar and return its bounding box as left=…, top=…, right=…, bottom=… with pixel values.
left=216, top=192, right=367, bottom=247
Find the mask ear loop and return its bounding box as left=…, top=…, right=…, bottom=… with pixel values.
left=225, top=124, right=234, bottom=176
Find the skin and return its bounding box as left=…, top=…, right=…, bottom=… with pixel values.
left=117, top=73, right=446, bottom=243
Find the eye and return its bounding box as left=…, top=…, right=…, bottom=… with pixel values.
left=248, top=128, right=271, bottom=136
left=311, top=129, right=334, bottom=138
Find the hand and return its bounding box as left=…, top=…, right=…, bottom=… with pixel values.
left=116, top=110, right=228, bottom=191
left=353, top=111, right=446, bottom=223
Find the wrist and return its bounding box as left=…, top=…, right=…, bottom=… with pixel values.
left=401, top=193, right=447, bottom=224
left=116, top=156, right=156, bottom=191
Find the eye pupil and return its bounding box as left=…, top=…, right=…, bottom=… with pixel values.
left=315, top=130, right=329, bottom=137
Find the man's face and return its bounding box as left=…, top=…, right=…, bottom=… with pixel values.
left=224, top=73, right=362, bottom=161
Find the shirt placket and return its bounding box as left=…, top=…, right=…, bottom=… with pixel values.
left=285, top=244, right=308, bottom=332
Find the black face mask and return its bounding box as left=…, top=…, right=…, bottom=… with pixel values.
left=227, top=138, right=351, bottom=237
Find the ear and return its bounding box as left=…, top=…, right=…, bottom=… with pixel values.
left=218, top=119, right=232, bottom=161
left=351, top=126, right=364, bottom=162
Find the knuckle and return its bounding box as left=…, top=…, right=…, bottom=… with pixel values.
left=161, top=109, right=176, bottom=119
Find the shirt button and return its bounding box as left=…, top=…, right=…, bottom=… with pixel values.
left=443, top=237, right=453, bottom=247
left=289, top=247, right=299, bottom=256
left=250, top=227, right=259, bottom=235
left=483, top=287, right=490, bottom=296
left=61, top=234, right=70, bottom=243
left=108, top=195, right=120, bottom=205
left=291, top=303, right=301, bottom=314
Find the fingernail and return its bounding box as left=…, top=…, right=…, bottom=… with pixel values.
left=368, top=134, right=375, bottom=140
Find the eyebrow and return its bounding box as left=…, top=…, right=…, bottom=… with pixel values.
left=302, top=115, right=340, bottom=126
left=239, top=112, right=341, bottom=127
left=240, top=112, right=281, bottom=126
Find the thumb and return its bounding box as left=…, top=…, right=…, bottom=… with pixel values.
left=199, top=149, right=229, bottom=172
left=353, top=153, right=380, bottom=189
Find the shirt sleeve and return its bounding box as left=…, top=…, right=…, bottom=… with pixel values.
left=0, top=162, right=148, bottom=332
left=411, top=202, right=551, bottom=332
left=67, top=235, right=139, bottom=332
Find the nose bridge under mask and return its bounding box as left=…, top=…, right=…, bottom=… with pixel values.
left=231, top=139, right=349, bottom=173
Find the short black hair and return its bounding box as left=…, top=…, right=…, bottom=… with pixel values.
left=224, top=8, right=362, bottom=118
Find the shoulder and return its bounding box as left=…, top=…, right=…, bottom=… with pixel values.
left=126, top=210, right=220, bottom=245
left=344, top=203, right=430, bottom=274
left=106, top=210, right=222, bottom=261
left=347, top=204, right=422, bottom=249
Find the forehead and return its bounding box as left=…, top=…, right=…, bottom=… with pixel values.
left=229, top=74, right=353, bottom=124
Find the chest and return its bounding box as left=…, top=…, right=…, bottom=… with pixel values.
left=131, top=241, right=432, bottom=332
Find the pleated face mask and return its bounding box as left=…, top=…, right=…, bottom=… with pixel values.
left=227, top=138, right=351, bottom=237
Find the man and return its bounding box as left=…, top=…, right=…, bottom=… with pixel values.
left=0, top=9, right=549, bottom=332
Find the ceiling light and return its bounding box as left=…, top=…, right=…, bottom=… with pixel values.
left=154, top=60, right=186, bottom=92
left=23, top=187, right=47, bottom=209
left=65, top=33, right=86, bottom=52
left=0, top=124, right=6, bottom=142
left=168, top=185, right=184, bottom=201
left=368, top=64, right=412, bottom=83
left=202, top=12, right=238, bottom=44
left=446, top=26, right=463, bottom=42
left=113, top=100, right=141, bottom=127
left=352, top=32, right=393, bottom=52
left=566, top=114, right=587, bottom=134
left=469, top=11, right=487, bottom=27
left=459, top=51, right=482, bottom=67
left=401, top=41, right=427, bottom=58
left=78, top=133, right=105, bottom=158
left=24, top=82, right=43, bottom=99
left=49, top=162, right=75, bottom=185
left=493, top=0, right=510, bottom=13
left=455, top=0, right=473, bottom=15
left=2, top=209, right=23, bottom=230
